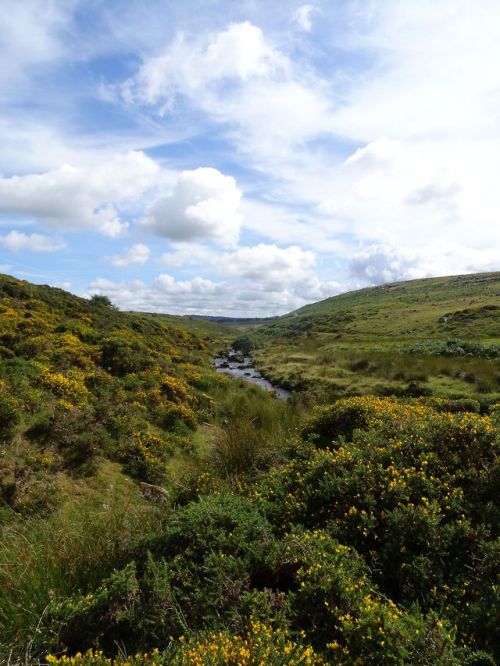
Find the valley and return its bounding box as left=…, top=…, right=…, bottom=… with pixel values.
left=0, top=272, right=498, bottom=665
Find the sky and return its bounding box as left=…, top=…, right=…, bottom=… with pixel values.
left=0, top=0, right=499, bottom=316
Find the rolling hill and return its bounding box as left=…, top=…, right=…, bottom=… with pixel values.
left=248, top=272, right=500, bottom=403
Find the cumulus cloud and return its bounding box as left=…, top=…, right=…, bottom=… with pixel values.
left=143, top=167, right=242, bottom=246
left=109, top=243, right=150, bottom=267
left=89, top=240, right=341, bottom=316
left=0, top=230, right=65, bottom=252
left=87, top=268, right=340, bottom=317
left=89, top=275, right=232, bottom=314
left=222, top=243, right=316, bottom=288
left=349, top=244, right=500, bottom=286
left=222, top=243, right=341, bottom=304
left=121, top=21, right=288, bottom=110
left=0, top=151, right=160, bottom=237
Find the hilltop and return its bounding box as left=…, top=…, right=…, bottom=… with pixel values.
left=248, top=272, right=500, bottom=403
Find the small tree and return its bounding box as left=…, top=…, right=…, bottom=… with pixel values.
left=90, top=294, right=114, bottom=308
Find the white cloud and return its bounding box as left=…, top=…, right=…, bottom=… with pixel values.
left=349, top=244, right=500, bottom=286
left=88, top=275, right=232, bottom=314
left=0, top=151, right=160, bottom=237
left=94, top=241, right=341, bottom=315
left=222, top=243, right=342, bottom=305
left=54, top=281, right=72, bottom=290
left=119, top=21, right=333, bottom=167
left=0, top=0, right=72, bottom=92
left=109, top=243, right=151, bottom=267
left=87, top=268, right=340, bottom=317
left=147, top=243, right=341, bottom=316
left=318, top=137, right=500, bottom=252
left=121, top=21, right=288, bottom=111
left=0, top=230, right=65, bottom=252
left=292, top=5, right=316, bottom=32
left=335, top=0, right=500, bottom=142
left=116, top=10, right=500, bottom=278
left=222, top=243, right=316, bottom=288
left=143, top=167, right=242, bottom=246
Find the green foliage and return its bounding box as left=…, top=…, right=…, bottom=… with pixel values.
left=285, top=530, right=461, bottom=665
left=89, top=294, right=114, bottom=309
left=233, top=333, right=260, bottom=355
left=0, top=391, right=19, bottom=443
left=208, top=385, right=299, bottom=477
left=0, top=273, right=498, bottom=665
left=38, top=494, right=278, bottom=654
left=0, top=475, right=160, bottom=661
left=0, top=274, right=220, bottom=505
left=408, top=339, right=499, bottom=359
left=256, top=397, right=499, bottom=659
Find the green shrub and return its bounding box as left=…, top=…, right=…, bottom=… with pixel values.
left=41, top=494, right=278, bottom=655
left=408, top=339, right=499, bottom=359
left=0, top=393, right=19, bottom=443
left=233, top=334, right=260, bottom=355
left=138, top=493, right=278, bottom=632
left=257, top=398, right=499, bottom=657
left=285, top=530, right=462, bottom=665
left=0, top=481, right=160, bottom=662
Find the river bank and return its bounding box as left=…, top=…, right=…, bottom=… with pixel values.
left=213, top=348, right=291, bottom=400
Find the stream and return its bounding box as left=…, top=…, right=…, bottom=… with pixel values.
left=213, top=349, right=291, bottom=400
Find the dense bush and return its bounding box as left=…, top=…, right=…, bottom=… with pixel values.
left=0, top=275, right=217, bottom=499
left=39, top=495, right=278, bottom=654
left=257, top=397, right=499, bottom=659
left=409, top=339, right=499, bottom=359
left=233, top=334, right=260, bottom=355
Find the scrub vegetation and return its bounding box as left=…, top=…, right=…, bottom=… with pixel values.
left=0, top=272, right=498, bottom=665
left=250, top=272, right=500, bottom=405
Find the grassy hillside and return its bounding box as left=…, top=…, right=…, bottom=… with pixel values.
left=0, top=273, right=498, bottom=665
left=251, top=272, right=500, bottom=403
left=0, top=273, right=229, bottom=519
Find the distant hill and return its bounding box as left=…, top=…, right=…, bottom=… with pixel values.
left=188, top=314, right=278, bottom=325
left=252, top=272, right=500, bottom=402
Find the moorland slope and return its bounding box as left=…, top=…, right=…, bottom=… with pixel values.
left=251, top=272, right=500, bottom=403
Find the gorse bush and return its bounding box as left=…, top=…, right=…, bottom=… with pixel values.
left=45, top=619, right=327, bottom=665
left=256, top=396, right=499, bottom=659
left=0, top=387, right=19, bottom=443
left=0, top=275, right=218, bottom=511
left=19, top=394, right=496, bottom=663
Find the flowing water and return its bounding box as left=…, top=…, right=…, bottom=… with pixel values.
left=213, top=349, right=291, bottom=400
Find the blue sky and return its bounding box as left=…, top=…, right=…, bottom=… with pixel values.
left=0, top=0, right=499, bottom=315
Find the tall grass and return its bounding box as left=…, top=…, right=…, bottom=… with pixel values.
left=0, top=469, right=163, bottom=663
left=208, top=382, right=302, bottom=476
